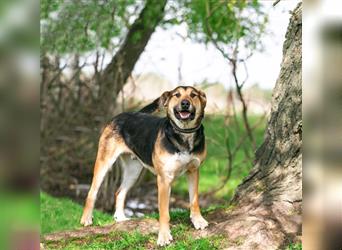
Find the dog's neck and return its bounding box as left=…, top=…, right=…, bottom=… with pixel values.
left=169, top=119, right=201, bottom=134
left=166, top=119, right=203, bottom=153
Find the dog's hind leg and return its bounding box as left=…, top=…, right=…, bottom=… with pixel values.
left=80, top=125, right=124, bottom=226
left=114, top=155, right=143, bottom=222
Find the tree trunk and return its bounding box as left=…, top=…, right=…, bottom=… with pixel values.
left=99, top=0, right=167, bottom=116
left=206, top=3, right=302, bottom=249
left=95, top=0, right=167, bottom=211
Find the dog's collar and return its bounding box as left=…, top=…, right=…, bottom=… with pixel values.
left=169, top=119, right=201, bottom=134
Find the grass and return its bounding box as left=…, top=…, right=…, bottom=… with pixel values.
left=41, top=192, right=223, bottom=234
left=286, top=243, right=302, bottom=250
left=40, top=192, right=113, bottom=234
left=45, top=230, right=224, bottom=250
left=41, top=193, right=226, bottom=249
left=41, top=192, right=301, bottom=249
left=0, top=192, right=39, bottom=250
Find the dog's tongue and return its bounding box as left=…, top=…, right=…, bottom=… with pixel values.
left=179, top=111, right=190, bottom=119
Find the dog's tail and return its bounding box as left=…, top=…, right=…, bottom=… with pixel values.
left=138, top=98, right=160, bottom=114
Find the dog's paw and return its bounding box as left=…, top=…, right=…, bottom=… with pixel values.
left=113, top=212, right=130, bottom=222
left=157, top=229, right=173, bottom=246
left=80, top=214, right=93, bottom=226
left=191, top=215, right=208, bottom=230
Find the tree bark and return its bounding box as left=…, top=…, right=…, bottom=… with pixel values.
left=204, top=3, right=302, bottom=249
left=99, top=0, right=167, bottom=116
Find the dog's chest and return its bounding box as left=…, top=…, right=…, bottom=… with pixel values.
left=164, top=152, right=200, bottom=180
left=171, top=132, right=196, bottom=152
left=180, top=133, right=195, bottom=151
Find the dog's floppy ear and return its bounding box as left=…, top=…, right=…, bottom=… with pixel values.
left=139, top=91, right=171, bottom=113
left=159, top=91, right=172, bottom=108
left=198, top=90, right=207, bottom=108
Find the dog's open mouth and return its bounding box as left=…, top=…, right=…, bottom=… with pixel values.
left=179, top=111, right=191, bottom=119
left=174, top=109, right=195, bottom=121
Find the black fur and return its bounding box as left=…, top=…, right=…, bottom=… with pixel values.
left=112, top=112, right=166, bottom=166
left=161, top=123, right=205, bottom=154
left=138, top=98, right=160, bottom=113
left=111, top=111, right=205, bottom=167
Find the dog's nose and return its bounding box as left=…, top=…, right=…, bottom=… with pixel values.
left=181, top=99, right=190, bottom=109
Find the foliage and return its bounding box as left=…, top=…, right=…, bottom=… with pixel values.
left=41, top=0, right=267, bottom=55
left=175, top=0, right=267, bottom=57
left=40, top=0, right=139, bottom=53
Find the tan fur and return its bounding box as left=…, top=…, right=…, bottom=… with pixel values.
left=187, top=168, right=200, bottom=215
left=163, top=86, right=206, bottom=129
left=81, top=124, right=131, bottom=226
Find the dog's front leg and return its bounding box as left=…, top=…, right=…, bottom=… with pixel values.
left=187, top=168, right=208, bottom=230
left=157, top=175, right=173, bottom=246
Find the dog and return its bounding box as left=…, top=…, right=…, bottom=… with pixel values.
left=80, top=86, right=208, bottom=246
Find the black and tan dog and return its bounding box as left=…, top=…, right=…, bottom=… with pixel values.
left=80, top=86, right=208, bottom=246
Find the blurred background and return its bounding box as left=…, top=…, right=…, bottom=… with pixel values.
left=0, top=0, right=39, bottom=249
left=303, top=0, right=342, bottom=249
left=0, top=0, right=340, bottom=249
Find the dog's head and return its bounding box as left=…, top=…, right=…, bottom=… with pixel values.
left=159, top=86, right=206, bottom=130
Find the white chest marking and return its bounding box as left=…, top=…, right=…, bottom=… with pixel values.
left=163, top=152, right=200, bottom=180
left=181, top=133, right=195, bottom=151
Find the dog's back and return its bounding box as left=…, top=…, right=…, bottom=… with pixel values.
left=112, top=112, right=166, bottom=166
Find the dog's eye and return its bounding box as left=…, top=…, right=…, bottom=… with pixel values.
left=174, top=93, right=181, bottom=98
left=190, top=93, right=197, bottom=98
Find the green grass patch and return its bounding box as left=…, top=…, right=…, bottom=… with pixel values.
left=44, top=228, right=225, bottom=250
left=286, top=243, right=302, bottom=250
left=45, top=231, right=150, bottom=250
left=41, top=192, right=113, bottom=234
left=42, top=195, right=227, bottom=249
left=0, top=192, right=39, bottom=250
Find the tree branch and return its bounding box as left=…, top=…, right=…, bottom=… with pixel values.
left=273, top=0, right=281, bottom=7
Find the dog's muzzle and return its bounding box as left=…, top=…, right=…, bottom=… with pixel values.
left=174, top=100, right=195, bottom=121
